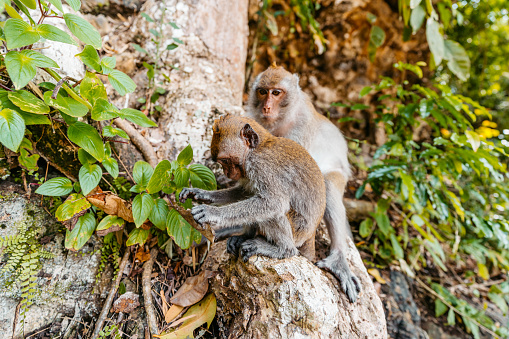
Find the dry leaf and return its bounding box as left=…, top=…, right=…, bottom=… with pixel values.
left=161, top=289, right=169, bottom=316
left=175, top=206, right=215, bottom=243
left=167, top=314, right=197, bottom=329
left=111, top=292, right=140, bottom=313
left=156, top=293, right=216, bottom=339
left=368, top=268, right=387, bottom=284
left=165, top=304, right=184, bottom=323
left=170, top=270, right=215, bottom=307
left=87, top=191, right=134, bottom=222
left=135, top=247, right=151, bottom=263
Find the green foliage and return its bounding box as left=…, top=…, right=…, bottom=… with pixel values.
left=96, top=233, right=121, bottom=283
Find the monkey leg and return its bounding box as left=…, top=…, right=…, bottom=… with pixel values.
left=316, top=171, right=362, bottom=303
left=239, top=216, right=298, bottom=262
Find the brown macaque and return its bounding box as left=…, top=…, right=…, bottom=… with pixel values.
left=179, top=115, right=326, bottom=263
left=246, top=63, right=362, bottom=303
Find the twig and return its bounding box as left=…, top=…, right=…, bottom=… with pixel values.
left=415, top=277, right=500, bottom=338
left=143, top=247, right=160, bottom=336
left=113, top=118, right=158, bottom=168
left=52, top=77, right=79, bottom=99
left=110, top=146, right=134, bottom=182
left=91, top=248, right=131, bottom=339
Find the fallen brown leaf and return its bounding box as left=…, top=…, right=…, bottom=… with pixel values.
left=165, top=304, right=184, bottom=323
left=170, top=270, right=216, bottom=307
left=135, top=247, right=151, bottom=263
left=160, top=289, right=169, bottom=316
left=87, top=190, right=134, bottom=223
left=111, top=292, right=140, bottom=313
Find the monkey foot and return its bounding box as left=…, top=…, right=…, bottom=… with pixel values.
left=316, top=256, right=362, bottom=303
left=227, top=236, right=245, bottom=257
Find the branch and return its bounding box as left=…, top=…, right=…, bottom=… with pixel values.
left=344, top=198, right=375, bottom=221
left=143, top=247, right=160, bottom=336
left=91, top=248, right=131, bottom=339
left=113, top=118, right=158, bottom=168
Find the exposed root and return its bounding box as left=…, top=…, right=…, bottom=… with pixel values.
left=113, top=118, right=158, bottom=168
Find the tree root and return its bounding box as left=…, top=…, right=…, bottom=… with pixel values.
left=143, top=247, right=160, bottom=336
left=344, top=198, right=375, bottom=221
left=91, top=247, right=131, bottom=339
left=113, top=118, right=158, bottom=168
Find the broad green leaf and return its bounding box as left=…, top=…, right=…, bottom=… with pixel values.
left=91, top=98, right=119, bottom=121
left=477, top=263, right=489, bottom=280
left=8, top=90, right=49, bottom=114
left=166, top=43, right=178, bottom=50
left=0, top=108, right=25, bottom=152
left=35, top=177, right=73, bottom=196
left=19, top=0, right=36, bottom=9
left=132, top=192, right=154, bottom=227
left=19, top=145, right=39, bottom=171
left=108, top=70, right=136, bottom=96
left=425, top=18, right=444, bottom=66
left=189, top=164, right=216, bottom=190
left=46, top=0, right=64, bottom=12
left=100, top=56, right=116, bottom=75
left=36, top=24, right=77, bottom=45
left=64, top=0, right=80, bottom=11
left=351, top=103, right=370, bottom=110
left=374, top=212, right=392, bottom=236
left=96, top=215, right=124, bottom=234
left=103, top=126, right=129, bottom=139
left=410, top=5, right=426, bottom=33
left=76, top=45, right=101, bottom=72
left=447, top=308, right=456, bottom=325
left=173, top=167, right=190, bottom=188
left=103, top=157, right=119, bottom=178
left=118, top=108, right=156, bottom=127
left=147, top=160, right=171, bottom=194
left=369, top=25, right=385, bottom=47
left=166, top=209, right=194, bottom=249
left=67, top=122, right=105, bottom=161
left=443, top=40, right=470, bottom=82
left=133, top=161, right=154, bottom=186
left=359, top=218, right=374, bottom=238
left=177, top=144, right=193, bottom=166
left=64, top=13, right=101, bottom=49
left=4, top=18, right=39, bottom=49
left=359, top=86, right=372, bottom=98
left=132, top=43, right=148, bottom=54
left=80, top=71, right=107, bottom=105
left=79, top=164, right=102, bottom=196
left=435, top=299, right=448, bottom=317
left=389, top=233, right=404, bottom=259
left=65, top=212, right=96, bottom=250
left=5, top=50, right=59, bottom=89
left=78, top=149, right=96, bottom=166
left=55, top=193, right=90, bottom=221
left=465, top=130, right=480, bottom=152
left=43, top=91, right=88, bottom=117
left=488, top=292, right=508, bottom=315
left=5, top=4, right=23, bottom=19
left=19, top=111, right=50, bottom=125
left=149, top=198, right=169, bottom=230
left=126, top=228, right=150, bottom=246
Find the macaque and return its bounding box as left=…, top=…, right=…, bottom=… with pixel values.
left=246, top=63, right=362, bottom=303
left=179, top=115, right=326, bottom=263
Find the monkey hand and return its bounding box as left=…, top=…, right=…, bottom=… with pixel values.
left=191, top=204, right=220, bottom=226
left=316, top=255, right=362, bottom=303
left=179, top=187, right=213, bottom=204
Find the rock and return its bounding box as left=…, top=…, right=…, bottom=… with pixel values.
left=0, top=183, right=105, bottom=338
left=205, top=238, right=387, bottom=338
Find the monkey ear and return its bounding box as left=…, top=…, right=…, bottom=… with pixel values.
left=241, top=124, right=259, bottom=148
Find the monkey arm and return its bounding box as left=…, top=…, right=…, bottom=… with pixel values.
left=179, top=184, right=248, bottom=205
left=191, top=193, right=289, bottom=230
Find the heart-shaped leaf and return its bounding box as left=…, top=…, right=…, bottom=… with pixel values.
left=35, top=177, right=73, bottom=196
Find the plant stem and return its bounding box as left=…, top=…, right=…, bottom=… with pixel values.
left=42, top=68, right=93, bottom=110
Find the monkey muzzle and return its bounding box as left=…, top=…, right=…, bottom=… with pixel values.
left=217, top=158, right=244, bottom=181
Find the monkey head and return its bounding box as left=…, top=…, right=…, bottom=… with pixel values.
left=248, top=64, right=300, bottom=124
left=210, top=115, right=260, bottom=181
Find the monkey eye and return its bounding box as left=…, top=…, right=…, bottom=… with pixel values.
left=271, top=89, right=281, bottom=96
left=257, top=88, right=268, bottom=95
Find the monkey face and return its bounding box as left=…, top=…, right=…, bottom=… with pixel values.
left=256, top=88, right=286, bottom=121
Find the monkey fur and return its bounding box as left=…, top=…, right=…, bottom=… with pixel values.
left=179, top=115, right=326, bottom=264
left=246, top=64, right=362, bottom=303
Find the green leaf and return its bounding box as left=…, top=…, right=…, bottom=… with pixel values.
left=118, top=108, right=156, bottom=127
left=189, top=164, right=217, bottom=190
left=4, top=18, right=39, bottom=49
left=19, top=111, right=50, bottom=125
left=409, top=0, right=421, bottom=8
left=8, top=90, right=49, bottom=114
left=359, top=218, right=374, bottom=238
left=488, top=292, right=508, bottom=315
left=141, top=12, right=154, bottom=22
left=103, top=157, right=119, bottom=178
left=76, top=45, right=102, bottom=72
left=35, top=177, right=73, bottom=196
left=434, top=299, right=448, bottom=317
left=173, top=166, right=190, bottom=188
left=5, top=50, right=59, bottom=90
left=65, top=213, right=96, bottom=250
left=410, top=5, right=426, bottom=33
left=369, top=25, right=385, bottom=48
left=132, top=43, right=148, bottom=54
left=147, top=160, right=172, bottom=194
left=64, top=13, right=101, bottom=49
left=359, top=86, right=372, bottom=98
left=79, top=164, right=102, bottom=196
left=91, top=98, right=120, bottom=121
left=177, top=145, right=193, bottom=166
left=43, top=91, right=88, bottom=117
left=133, top=161, right=154, bottom=186
left=100, top=56, right=116, bottom=75
left=46, top=0, right=64, bottom=12
left=4, top=4, right=23, bottom=20
left=447, top=308, right=456, bottom=325
left=477, top=262, right=489, bottom=280
left=166, top=209, right=194, bottom=249
left=389, top=233, right=404, bottom=259
left=79, top=71, right=107, bottom=105
left=465, top=130, right=480, bottom=152
left=351, top=103, right=370, bottom=110
left=78, top=149, right=96, bottom=166
left=166, top=43, right=178, bottom=50
left=149, top=198, right=169, bottom=230
left=443, top=40, right=470, bottom=82
left=96, top=215, right=124, bottom=233
left=55, top=193, right=90, bottom=221
left=103, top=126, right=129, bottom=139
left=108, top=70, right=136, bottom=96
left=374, top=212, right=392, bottom=236
left=65, top=0, right=80, bottom=11
left=36, top=24, right=77, bottom=45
left=0, top=108, right=25, bottom=152
left=425, top=18, right=445, bottom=66
left=67, top=122, right=105, bottom=161
left=19, top=0, right=36, bottom=9
left=132, top=193, right=154, bottom=227
left=126, top=228, right=150, bottom=246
